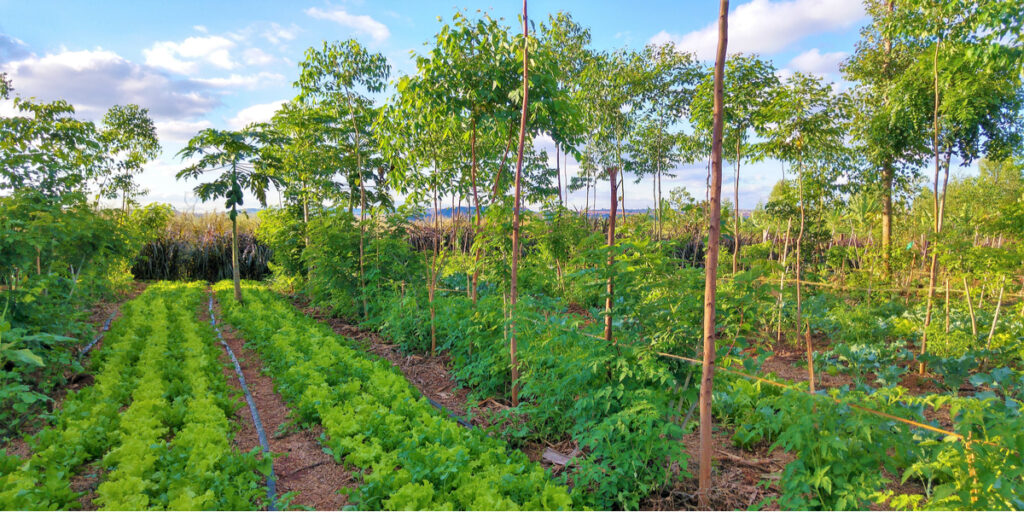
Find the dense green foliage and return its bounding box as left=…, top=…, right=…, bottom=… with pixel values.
left=0, top=283, right=270, bottom=510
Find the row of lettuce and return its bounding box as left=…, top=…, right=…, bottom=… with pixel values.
left=212, top=281, right=572, bottom=510
left=257, top=207, right=1022, bottom=510
left=0, top=282, right=270, bottom=510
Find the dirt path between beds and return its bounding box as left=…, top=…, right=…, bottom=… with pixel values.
left=208, top=296, right=358, bottom=510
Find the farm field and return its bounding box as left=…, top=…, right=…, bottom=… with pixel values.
left=2, top=0, right=1024, bottom=510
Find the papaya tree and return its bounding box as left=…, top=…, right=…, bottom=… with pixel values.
left=176, top=127, right=282, bottom=302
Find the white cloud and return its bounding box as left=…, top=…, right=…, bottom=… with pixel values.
left=305, top=7, right=390, bottom=42
left=261, top=22, right=299, bottom=45
left=3, top=48, right=219, bottom=120
left=155, top=119, right=212, bottom=144
left=144, top=35, right=237, bottom=75
left=788, top=48, right=848, bottom=75
left=226, top=99, right=286, bottom=129
left=650, top=0, right=865, bottom=59
left=193, top=25, right=208, bottom=33
left=242, top=47, right=276, bottom=66
left=193, top=71, right=284, bottom=89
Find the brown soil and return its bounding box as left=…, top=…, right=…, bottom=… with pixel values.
left=643, top=429, right=791, bottom=511
left=68, top=464, right=105, bottom=510
left=208, top=295, right=357, bottom=510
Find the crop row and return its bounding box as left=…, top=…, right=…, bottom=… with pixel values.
left=0, top=282, right=269, bottom=510
left=713, top=361, right=1024, bottom=510
left=212, top=280, right=572, bottom=510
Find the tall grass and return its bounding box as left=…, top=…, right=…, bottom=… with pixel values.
left=131, top=211, right=271, bottom=282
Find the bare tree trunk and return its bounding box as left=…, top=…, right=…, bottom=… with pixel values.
left=777, top=219, right=791, bottom=345
left=944, top=274, right=950, bottom=333
left=430, top=174, right=439, bottom=356
left=231, top=208, right=242, bottom=303
left=699, top=1, right=728, bottom=505
left=733, top=136, right=741, bottom=274
left=605, top=166, right=619, bottom=344
left=556, top=144, right=563, bottom=209
left=470, top=118, right=482, bottom=304
left=919, top=40, right=942, bottom=375
left=508, top=0, right=529, bottom=406
left=796, top=162, right=815, bottom=393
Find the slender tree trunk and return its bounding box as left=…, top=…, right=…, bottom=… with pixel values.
left=430, top=174, right=439, bottom=356
left=556, top=144, right=563, bottom=208
left=919, top=41, right=942, bottom=375
left=881, top=163, right=893, bottom=276
left=699, top=1, right=728, bottom=505
left=657, top=168, right=664, bottom=240
left=231, top=207, right=242, bottom=303
left=357, top=152, right=368, bottom=320
left=777, top=219, right=791, bottom=344
left=796, top=161, right=814, bottom=393
left=470, top=117, right=482, bottom=304
left=508, top=0, right=529, bottom=406
left=605, top=166, right=619, bottom=344
left=733, top=135, right=741, bottom=274
left=585, top=178, right=590, bottom=218
left=944, top=274, right=950, bottom=333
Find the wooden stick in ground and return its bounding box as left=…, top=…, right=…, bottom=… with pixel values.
left=776, top=218, right=791, bottom=345
left=986, top=277, right=1005, bottom=350
left=699, top=0, right=729, bottom=506
left=964, top=276, right=978, bottom=337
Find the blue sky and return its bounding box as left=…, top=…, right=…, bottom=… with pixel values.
left=1, top=0, right=872, bottom=211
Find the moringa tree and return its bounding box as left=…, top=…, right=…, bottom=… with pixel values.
left=98, top=104, right=160, bottom=212
left=764, top=72, right=852, bottom=392
left=693, top=54, right=779, bottom=273
left=296, top=39, right=390, bottom=318
left=176, top=127, right=282, bottom=302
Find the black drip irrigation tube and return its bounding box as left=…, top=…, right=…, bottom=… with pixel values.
left=427, top=397, right=474, bottom=429
left=208, top=295, right=278, bottom=511
left=78, top=312, right=117, bottom=359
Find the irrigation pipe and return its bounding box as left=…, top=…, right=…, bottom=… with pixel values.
left=208, top=295, right=278, bottom=511
left=426, top=397, right=474, bottom=429
left=78, top=311, right=117, bottom=359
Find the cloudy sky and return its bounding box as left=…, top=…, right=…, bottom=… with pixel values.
left=1, top=0, right=871, bottom=211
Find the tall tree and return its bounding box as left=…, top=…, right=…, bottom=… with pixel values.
left=765, top=73, right=852, bottom=392
left=693, top=55, right=779, bottom=273
left=843, top=0, right=931, bottom=277
left=296, top=39, right=390, bottom=318
left=97, top=104, right=160, bottom=211
left=885, top=0, right=1024, bottom=371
